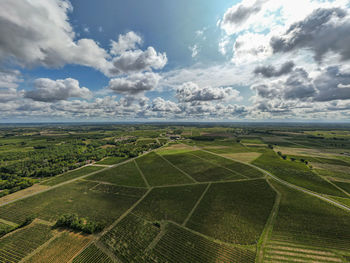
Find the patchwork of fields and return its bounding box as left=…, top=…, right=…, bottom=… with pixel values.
left=1, top=130, right=350, bottom=263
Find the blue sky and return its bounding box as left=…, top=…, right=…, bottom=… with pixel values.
left=1, top=0, right=350, bottom=122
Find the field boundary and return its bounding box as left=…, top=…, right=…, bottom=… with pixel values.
left=182, top=183, right=211, bottom=226
left=0, top=218, right=18, bottom=227
left=157, top=152, right=197, bottom=183
left=134, top=159, right=150, bottom=188
left=256, top=179, right=281, bottom=263
left=190, top=151, right=249, bottom=179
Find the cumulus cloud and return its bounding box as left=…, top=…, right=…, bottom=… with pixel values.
left=151, top=97, right=181, bottom=112
left=110, top=31, right=142, bottom=55
left=0, top=0, right=110, bottom=73
left=220, top=0, right=267, bottom=35
left=271, top=8, right=350, bottom=62
left=176, top=82, right=242, bottom=102
left=189, top=45, right=199, bottom=58
left=0, top=69, right=22, bottom=102
left=107, top=72, right=160, bottom=95
left=109, top=47, right=167, bottom=75
left=25, top=78, right=91, bottom=102
left=254, top=61, right=295, bottom=78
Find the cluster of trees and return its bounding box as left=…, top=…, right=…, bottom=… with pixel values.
left=277, top=151, right=309, bottom=165
left=54, top=214, right=105, bottom=234
left=0, top=174, right=34, bottom=197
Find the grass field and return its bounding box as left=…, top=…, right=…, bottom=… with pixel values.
left=0, top=221, right=13, bottom=235
left=95, top=156, right=128, bottom=165
left=315, top=168, right=350, bottom=181
left=135, top=152, right=194, bottom=186
left=221, top=152, right=262, bottom=163
left=189, top=150, right=264, bottom=178
left=148, top=222, right=256, bottom=263
left=161, top=151, right=243, bottom=182
left=0, top=223, right=53, bottom=263
left=91, top=183, right=147, bottom=197
left=0, top=180, right=141, bottom=225
left=26, top=231, right=91, bottom=263
left=132, top=184, right=208, bottom=224
left=86, top=161, right=146, bottom=187
left=41, top=166, right=104, bottom=186
left=253, top=150, right=348, bottom=197
left=101, top=213, right=160, bottom=262
left=186, top=180, right=276, bottom=245
left=72, top=243, right=113, bottom=263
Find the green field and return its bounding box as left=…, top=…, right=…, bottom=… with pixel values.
left=0, top=223, right=53, bottom=263
left=186, top=180, right=276, bottom=245
left=189, top=150, right=264, bottom=178
left=73, top=243, right=113, bottom=263
left=0, top=180, right=141, bottom=225
left=41, top=166, right=104, bottom=186
left=86, top=161, right=146, bottom=187
left=135, top=152, right=194, bottom=186
left=161, top=151, right=243, bottom=182
left=95, top=156, right=128, bottom=165
left=253, top=150, right=348, bottom=197
left=133, top=184, right=208, bottom=224
left=269, top=180, right=350, bottom=250
left=101, top=213, right=160, bottom=262
left=148, top=222, right=256, bottom=263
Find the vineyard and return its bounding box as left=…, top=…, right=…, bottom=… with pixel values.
left=86, top=161, right=146, bottom=187
left=25, top=231, right=91, bottom=263
left=100, top=213, right=160, bottom=262
left=72, top=243, right=113, bottom=263
left=0, top=125, right=350, bottom=262
left=148, top=222, right=256, bottom=263
left=135, top=152, right=194, bottom=186
left=186, top=180, right=276, bottom=244
left=0, top=223, right=53, bottom=263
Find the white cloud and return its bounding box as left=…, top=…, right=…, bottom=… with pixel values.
left=189, top=45, right=199, bottom=58
left=110, top=31, right=142, bottom=55
left=25, top=78, right=91, bottom=102
left=176, top=82, right=242, bottom=102
left=107, top=72, right=161, bottom=95
left=109, top=47, right=167, bottom=76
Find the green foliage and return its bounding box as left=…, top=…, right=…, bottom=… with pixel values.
left=133, top=184, right=208, bottom=224
left=253, top=150, right=348, bottom=197
left=87, top=161, right=146, bottom=187
left=333, top=181, right=350, bottom=194
left=135, top=152, right=194, bottom=186
left=186, top=180, right=276, bottom=245
left=55, top=213, right=105, bottom=233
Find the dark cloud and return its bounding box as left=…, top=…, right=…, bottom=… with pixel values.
left=271, top=8, right=350, bottom=61
left=254, top=61, right=295, bottom=78
left=314, top=66, right=350, bottom=101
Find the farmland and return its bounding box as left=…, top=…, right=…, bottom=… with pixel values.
left=0, top=123, right=350, bottom=262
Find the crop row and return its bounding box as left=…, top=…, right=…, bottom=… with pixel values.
left=100, top=213, right=160, bottom=262
left=148, top=223, right=255, bottom=263
left=73, top=243, right=113, bottom=263
left=0, top=223, right=53, bottom=263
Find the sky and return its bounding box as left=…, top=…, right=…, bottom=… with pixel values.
left=1, top=0, right=350, bottom=122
